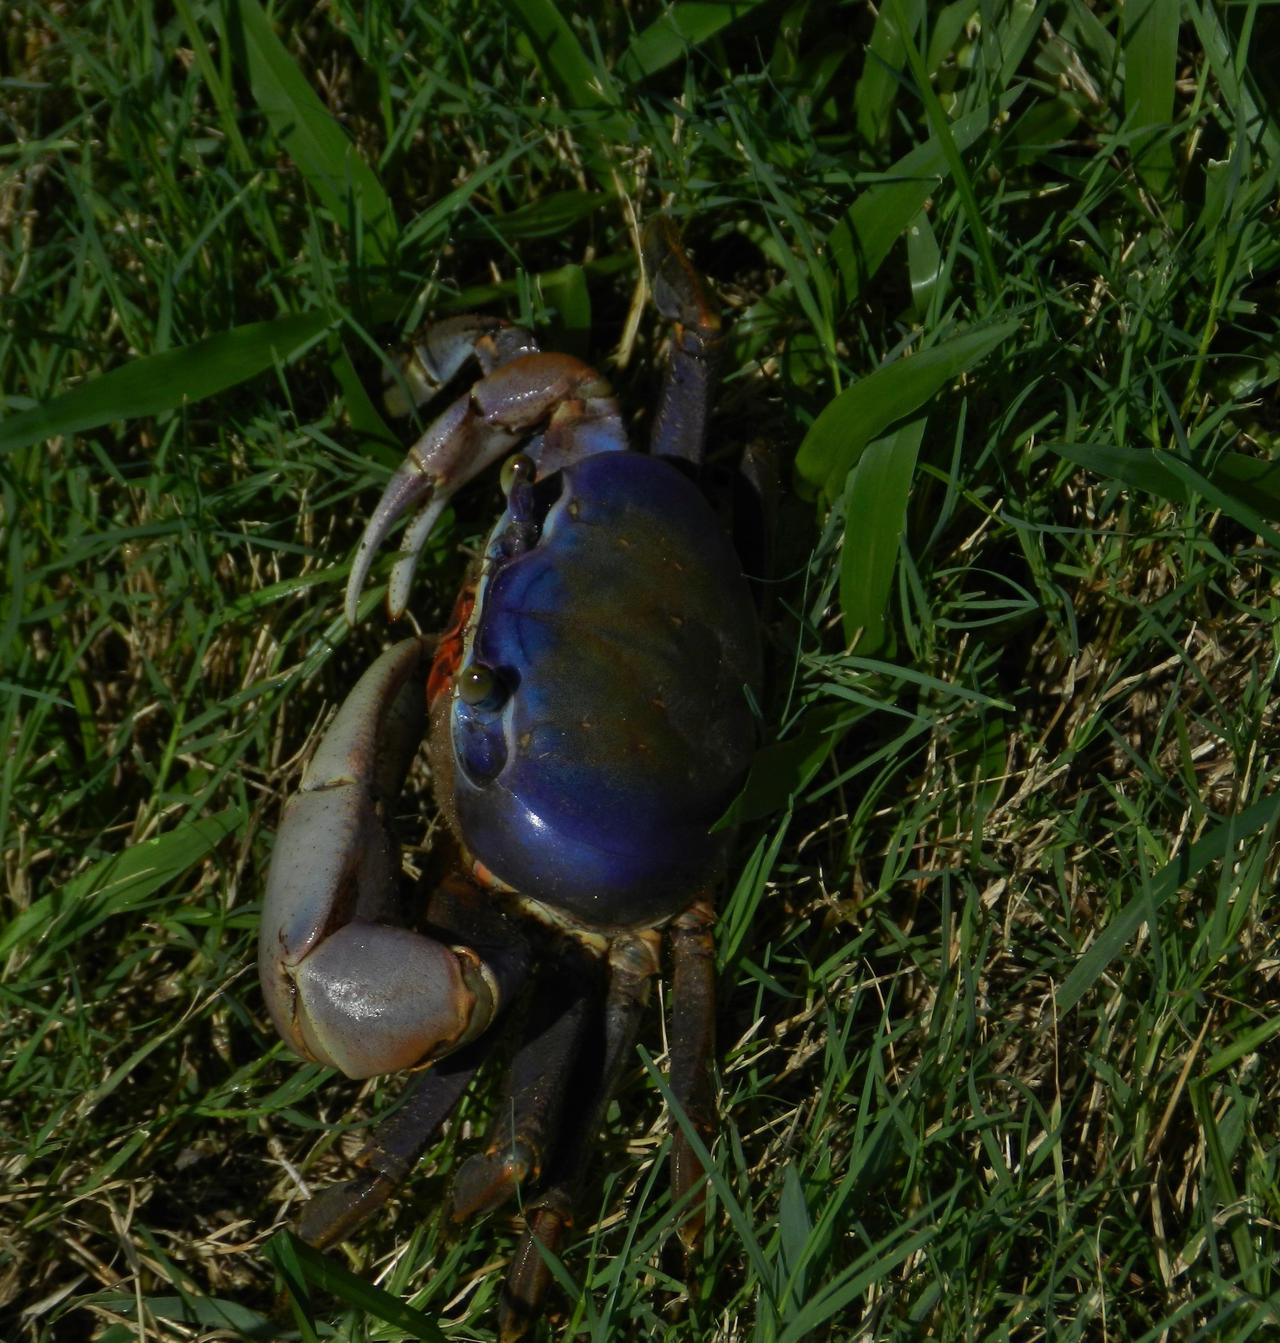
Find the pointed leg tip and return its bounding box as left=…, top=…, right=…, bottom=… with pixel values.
left=497, top=1303, right=535, bottom=1343
left=297, top=1171, right=394, bottom=1248
left=450, top=1140, right=537, bottom=1221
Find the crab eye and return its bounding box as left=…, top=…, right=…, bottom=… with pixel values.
left=500, top=453, right=535, bottom=496
left=457, top=663, right=504, bottom=707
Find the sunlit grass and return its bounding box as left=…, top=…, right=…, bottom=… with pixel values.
left=3, top=2, right=1280, bottom=1340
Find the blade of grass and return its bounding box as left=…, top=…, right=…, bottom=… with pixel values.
left=1123, top=0, right=1179, bottom=199
left=853, top=0, right=924, bottom=146
left=618, top=1, right=767, bottom=81
left=721, top=703, right=854, bottom=827
left=1056, top=793, right=1280, bottom=1014
left=1049, top=441, right=1280, bottom=547
left=506, top=0, right=628, bottom=162
left=0, top=807, right=247, bottom=961
left=795, top=318, right=1019, bottom=503
left=826, top=88, right=1020, bottom=306
left=839, top=416, right=926, bottom=650
left=232, top=0, right=399, bottom=267
left=892, top=0, right=1002, bottom=305
left=265, top=1231, right=449, bottom=1342
left=0, top=311, right=331, bottom=455
left=75, top=1292, right=276, bottom=1337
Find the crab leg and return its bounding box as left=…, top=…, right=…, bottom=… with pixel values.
left=259, top=640, right=523, bottom=1079
left=495, top=905, right=718, bottom=1339
left=298, top=1041, right=486, bottom=1248
left=347, top=354, right=627, bottom=624
left=449, top=938, right=599, bottom=1220
left=667, top=897, right=718, bottom=1253
left=642, top=217, right=724, bottom=466
left=498, top=930, right=662, bottom=1343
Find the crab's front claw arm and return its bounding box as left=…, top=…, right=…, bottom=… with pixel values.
left=382, top=314, right=540, bottom=419
left=259, top=639, right=501, bottom=1079
left=347, top=354, right=626, bottom=625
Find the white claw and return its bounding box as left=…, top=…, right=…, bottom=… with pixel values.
left=387, top=494, right=450, bottom=619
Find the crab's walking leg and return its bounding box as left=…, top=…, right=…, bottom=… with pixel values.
left=497, top=932, right=661, bottom=1343
left=449, top=941, right=599, bottom=1220
left=668, top=897, right=718, bottom=1254
left=298, top=1042, right=485, bottom=1248
left=642, top=217, right=724, bottom=466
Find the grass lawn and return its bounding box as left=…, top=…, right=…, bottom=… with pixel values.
left=4, top=2, right=1280, bottom=1340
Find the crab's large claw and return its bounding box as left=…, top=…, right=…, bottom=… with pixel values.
left=260, top=640, right=503, bottom=1079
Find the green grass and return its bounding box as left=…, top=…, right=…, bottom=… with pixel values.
left=4, top=1, right=1280, bottom=1340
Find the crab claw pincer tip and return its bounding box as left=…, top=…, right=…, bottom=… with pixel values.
left=345, top=457, right=445, bottom=625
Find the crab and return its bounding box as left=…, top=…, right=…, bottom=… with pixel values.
left=259, top=219, right=763, bottom=1337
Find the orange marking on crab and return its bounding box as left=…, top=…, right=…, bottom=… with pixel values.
left=427, top=586, right=476, bottom=707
